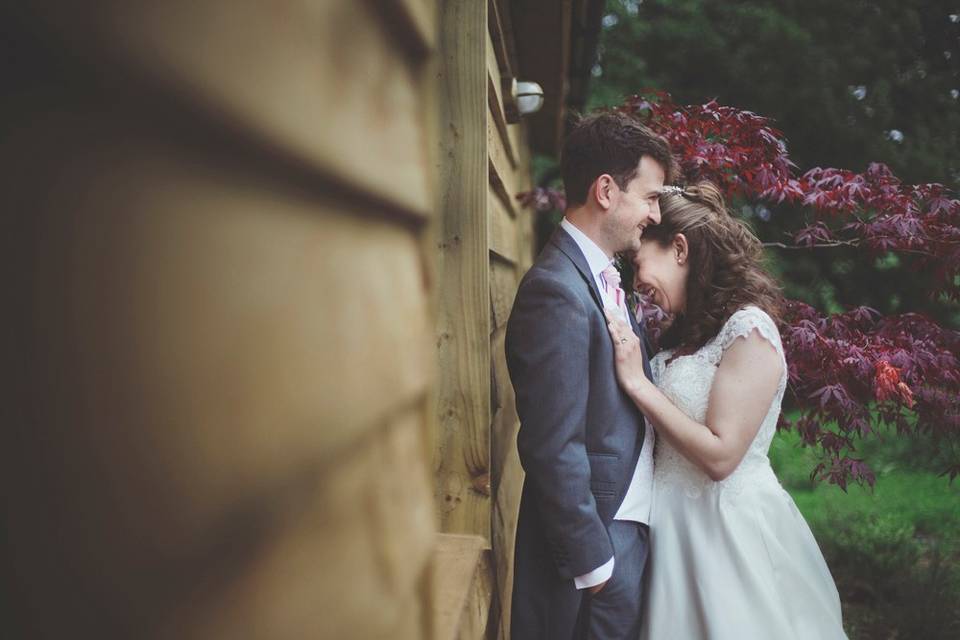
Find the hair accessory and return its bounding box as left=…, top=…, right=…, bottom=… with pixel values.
left=659, top=185, right=685, bottom=196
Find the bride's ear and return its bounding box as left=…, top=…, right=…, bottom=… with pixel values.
left=673, top=233, right=689, bottom=266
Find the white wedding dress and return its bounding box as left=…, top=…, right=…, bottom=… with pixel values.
left=641, top=306, right=847, bottom=639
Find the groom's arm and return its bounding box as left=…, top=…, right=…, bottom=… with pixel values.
left=506, top=274, right=614, bottom=581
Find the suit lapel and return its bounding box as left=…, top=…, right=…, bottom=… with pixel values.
left=550, top=227, right=605, bottom=312
left=628, top=297, right=655, bottom=380
left=550, top=226, right=654, bottom=378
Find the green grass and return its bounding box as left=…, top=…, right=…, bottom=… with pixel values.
left=769, top=427, right=960, bottom=639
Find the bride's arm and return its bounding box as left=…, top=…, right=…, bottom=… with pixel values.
left=605, top=310, right=783, bottom=481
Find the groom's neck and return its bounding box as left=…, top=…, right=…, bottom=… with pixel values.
left=565, top=207, right=614, bottom=259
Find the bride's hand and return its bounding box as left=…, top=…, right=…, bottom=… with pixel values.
left=604, top=307, right=651, bottom=398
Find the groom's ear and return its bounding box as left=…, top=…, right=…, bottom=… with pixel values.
left=593, top=174, right=617, bottom=211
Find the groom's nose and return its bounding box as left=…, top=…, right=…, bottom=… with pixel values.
left=649, top=203, right=661, bottom=224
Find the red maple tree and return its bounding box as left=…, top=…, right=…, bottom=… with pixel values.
left=520, top=92, right=960, bottom=488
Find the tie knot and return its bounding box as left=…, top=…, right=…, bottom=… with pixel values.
left=601, top=266, right=622, bottom=290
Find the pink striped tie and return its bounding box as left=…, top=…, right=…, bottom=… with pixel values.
left=601, top=265, right=625, bottom=310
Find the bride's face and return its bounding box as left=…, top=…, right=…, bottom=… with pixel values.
left=632, top=234, right=690, bottom=314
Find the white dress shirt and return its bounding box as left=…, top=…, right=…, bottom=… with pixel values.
left=560, top=218, right=656, bottom=590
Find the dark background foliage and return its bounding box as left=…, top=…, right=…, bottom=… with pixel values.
left=585, top=0, right=960, bottom=327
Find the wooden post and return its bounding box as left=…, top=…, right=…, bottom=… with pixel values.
left=435, top=0, right=491, bottom=540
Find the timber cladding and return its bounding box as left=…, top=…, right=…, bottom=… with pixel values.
left=6, top=1, right=437, bottom=639
left=434, top=0, right=534, bottom=638
left=4, top=1, right=548, bottom=638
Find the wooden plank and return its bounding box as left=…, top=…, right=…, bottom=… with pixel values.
left=24, top=1, right=434, bottom=218
left=486, top=28, right=516, bottom=169
left=508, top=120, right=532, bottom=190
left=491, top=0, right=518, bottom=79
left=489, top=119, right=523, bottom=220
left=376, top=0, right=438, bottom=55
left=433, top=533, right=493, bottom=640
left=489, top=185, right=519, bottom=266
left=159, top=406, right=437, bottom=640
left=489, top=327, right=523, bottom=640
left=4, top=14, right=439, bottom=638
left=491, top=448, right=523, bottom=640
left=457, top=548, right=495, bottom=640
left=515, top=182, right=536, bottom=270
left=490, top=326, right=520, bottom=493
left=490, top=258, right=519, bottom=331
left=18, top=112, right=432, bottom=535
left=436, top=0, right=491, bottom=538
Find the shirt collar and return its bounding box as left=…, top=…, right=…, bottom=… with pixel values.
left=560, top=217, right=614, bottom=278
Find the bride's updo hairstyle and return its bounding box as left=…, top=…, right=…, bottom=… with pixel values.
left=642, top=181, right=783, bottom=354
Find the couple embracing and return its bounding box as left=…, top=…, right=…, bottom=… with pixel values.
left=505, top=113, right=848, bottom=640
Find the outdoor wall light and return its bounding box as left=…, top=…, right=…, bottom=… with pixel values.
left=504, top=78, right=545, bottom=123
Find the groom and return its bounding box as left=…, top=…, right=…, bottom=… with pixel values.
left=506, top=113, right=672, bottom=639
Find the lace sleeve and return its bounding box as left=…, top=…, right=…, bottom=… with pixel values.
left=716, top=306, right=785, bottom=364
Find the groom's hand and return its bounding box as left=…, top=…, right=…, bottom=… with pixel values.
left=588, top=579, right=608, bottom=595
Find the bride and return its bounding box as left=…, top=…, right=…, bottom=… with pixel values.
left=604, top=182, right=847, bottom=639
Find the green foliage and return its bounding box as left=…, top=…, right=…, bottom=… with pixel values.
left=771, top=426, right=960, bottom=637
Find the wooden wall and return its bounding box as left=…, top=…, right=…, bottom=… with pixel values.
left=486, top=2, right=535, bottom=635
left=434, top=0, right=535, bottom=637
left=6, top=2, right=438, bottom=638
left=5, top=1, right=538, bottom=638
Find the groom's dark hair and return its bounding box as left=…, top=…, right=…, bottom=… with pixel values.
left=561, top=111, right=674, bottom=207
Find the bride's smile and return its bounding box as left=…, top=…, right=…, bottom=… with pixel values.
left=632, top=235, right=689, bottom=315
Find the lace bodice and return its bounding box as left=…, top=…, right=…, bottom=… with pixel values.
left=650, top=306, right=788, bottom=501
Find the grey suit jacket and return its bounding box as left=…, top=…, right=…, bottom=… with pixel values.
left=506, top=226, right=652, bottom=583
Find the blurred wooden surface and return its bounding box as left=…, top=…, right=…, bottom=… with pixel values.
left=5, top=1, right=437, bottom=638
left=3, top=1, right=552, bottom=638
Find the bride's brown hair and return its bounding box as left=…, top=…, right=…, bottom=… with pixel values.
left=641, top=181, right=784, bottom=353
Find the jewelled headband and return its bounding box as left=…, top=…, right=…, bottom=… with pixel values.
left=659, top=185, right=686, bottom=196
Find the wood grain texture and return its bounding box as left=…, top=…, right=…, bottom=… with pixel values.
left=433, top=533, right=495, bottom=640
left=160, top=405, right=436, bottom=640
left=486, top=27, right=516, bottom=169
left=489, top=124, right=522, bottom=221
left=21, top=0, right=435, bottom=218
left=375, top=0, right=438, bottom=55
left=487, top=0, right=515, bottom=79
left=489, top=185, right=520, bottom=266
left=5, top=88, right=436, bottom=638
left=489, top=258, right=520, bottom=332
left=435, top=0, right=492, bottom=538
left=457, top=547, right=495, bottom=640
left=490, top=0, right=518, bottom=80
left=489, top=324, right=524, bottom=640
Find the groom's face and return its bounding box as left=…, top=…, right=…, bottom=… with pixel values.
left=607, top=155, right=666, bottom=253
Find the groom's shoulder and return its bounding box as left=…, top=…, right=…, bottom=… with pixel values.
left=519, top=250, right=579, bottom=295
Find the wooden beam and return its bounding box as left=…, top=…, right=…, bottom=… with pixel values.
left=491, top=0, right=520, bottom=79
left=432, top=533, right=494, bottom=640
left=487, top=27, right=517, bottom=169
left=436, top=0, right=491, bottom=539
left=488, top=187, right=519, bottom=266
left=488, top=0, right=515, bottom=78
